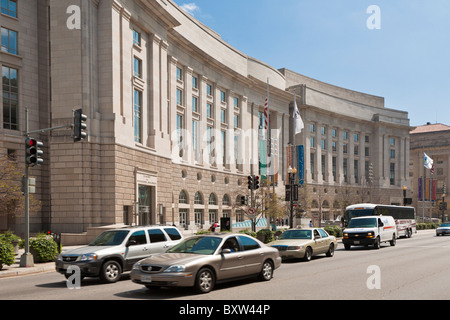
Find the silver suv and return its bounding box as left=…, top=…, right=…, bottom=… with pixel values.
left=55, top=226, right=183, bottom=283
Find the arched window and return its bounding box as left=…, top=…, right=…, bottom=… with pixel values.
left=311, top=200, right=319, bottom=208
left=209, top=193, right=217, bottom=205
left=222, top=194, right=230, bottom=206
left=194, top=191, right=203, bottom=204
left=179, top=190, right=188, bottom=204
left=322, top=200, right=330, bottom=208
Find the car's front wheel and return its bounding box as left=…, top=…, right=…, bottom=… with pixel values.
left=195, top=268, right=215, bottom=293
left=100, top=260, right=122, bottom=283
left=303, top=247, right=312, bottom=261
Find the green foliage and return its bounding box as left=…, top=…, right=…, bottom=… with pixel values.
left=0, top=240, right=15, bottom=269
left=0, top=231, right=21, bottom=244
left=19, top=234, right=58, bottom=263
left=324, top=226, right=343, bottom=238
left=256, top=229, right=275, bottom=243
left=417, top=223, right=439, bottom=230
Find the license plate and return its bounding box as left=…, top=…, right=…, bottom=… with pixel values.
left=353, top=241, right=360, bottom=244
left=141, top=275, right=152, bottom=283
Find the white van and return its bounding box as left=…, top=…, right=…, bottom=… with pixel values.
left=343, top=216, right=397, bottom=250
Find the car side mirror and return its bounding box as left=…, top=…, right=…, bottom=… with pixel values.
left=221, top=248, right=232, bottom=254
left=126, top=239, right=137, bottom=247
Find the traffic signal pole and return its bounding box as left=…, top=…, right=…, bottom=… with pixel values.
left=20, top=108, right=87, bottom=267
left=20, top=109, right=33, bottom=267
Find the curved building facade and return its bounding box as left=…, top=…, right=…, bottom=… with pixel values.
left=0, top=0, right=411, bottom=234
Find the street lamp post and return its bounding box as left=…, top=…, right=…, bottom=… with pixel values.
left=288, top=166, right=297, bottom=228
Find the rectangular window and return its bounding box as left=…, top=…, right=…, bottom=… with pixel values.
left=207, top=126, right=213, bottom=165
left=177, top=114, right=184, bottom=152
left=220, top=108, right=226, bottom=124
left=310, top=137, right=315, bottom=148
left=206, top=84, right=213, bottom=96
left=390, top=163, right=395, bottom=185
left=343, top=158, right=348, bottom=182
left=192, top=76, right=198, bottom=89
left=1, top=27, right=18, bottom=55
left=233, top=97, right=239, bottom=108
left=192, top=120, right=199, bottom=162
left=176, top=88, right=183, bottom=106
left=133, top=89, right=142, bottom=143
left=321, top=155, right=326, bottom=181
left=192, top=96, right=198, bottom=113
left=343, top=131, right=348, bottom=140
left=133, top=29, right=141, bottom=46
left=332, top=156, right=337, bottom=182
left=1, top=0, right=17, bottom=18
left=2, top=66, right=18, bottom=130
left=133, top=56, right=142, bottom=78
left=221, top=130, right=226, bottom=166
left=354, top=160, right=359, bottom=183
left=206, top=103, right=213, bottom=118
left=234, top=114, right=239, bottom=129
left=310, top=153, right=315, bottom=180
left=220, top=90, right=226, bottom=103
left=176, top=67, right=183, bottom=81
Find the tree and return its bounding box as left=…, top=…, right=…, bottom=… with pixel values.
left=0, top=153, right=41, bottom=222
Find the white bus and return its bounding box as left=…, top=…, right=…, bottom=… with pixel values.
left=344, top=204, right=416, bottom=238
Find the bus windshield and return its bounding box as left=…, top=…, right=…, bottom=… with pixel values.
left=346, top=209, right=376, bottom=220
left=348, top=218, right=377, bottom=228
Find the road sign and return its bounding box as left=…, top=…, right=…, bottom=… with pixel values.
left=248, top=207, right=256, bottom=217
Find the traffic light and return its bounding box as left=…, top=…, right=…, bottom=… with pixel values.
left=73, top=108, right=87, bottom=142
left=248, top=175, right=254, bottom=190
left=254, top=176, right=260, bottom=190
left=25, top=138, right=43, bottom=166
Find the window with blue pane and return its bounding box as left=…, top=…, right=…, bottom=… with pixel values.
left=1, top=0, right=17, bottom=18
left=134, top=89, right=142, bottom=143
left=2, top=66, right=18, bottom=130
left=1, top=27, right=18, bottom=55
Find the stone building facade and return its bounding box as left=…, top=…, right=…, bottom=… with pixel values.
left=0, top=0, right=412, bottom=235
left=410, top=123, right=450, bottom=222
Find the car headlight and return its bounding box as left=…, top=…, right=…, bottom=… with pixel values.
left=164, top=265, right=185, bottom=273
left=78, top=253, right=97, bottom=261
left=132, top=261, right=141, bottom=270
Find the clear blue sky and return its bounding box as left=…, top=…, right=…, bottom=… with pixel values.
left=173, top=0, right=450, bottom=127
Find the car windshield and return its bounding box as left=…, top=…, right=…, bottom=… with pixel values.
left=280, top=229, right=312, bottom=240
left=348, top=218, right=377, bottom=228
left=440, top=223, right=450, bottom=227
left=89, top=230, right=129, bottom=246
left=168, top=236, right=222, bottom=255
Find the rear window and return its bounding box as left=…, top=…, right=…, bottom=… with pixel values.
left=148, top=229, right=167, bottom=243
left=164, top=227, right=182, bottom=240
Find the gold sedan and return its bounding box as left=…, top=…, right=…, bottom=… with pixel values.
left=268, top=228, right=337, bottom=261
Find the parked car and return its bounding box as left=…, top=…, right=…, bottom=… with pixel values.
left=130, top=233, right=282, bottom=293
left=55, top=226, right=183, bottom=283
left=343, top=215, right=397, bottom=250
left=268, top=228, right=337, bottom=261
left=436, top=223, right=450, bottom=236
